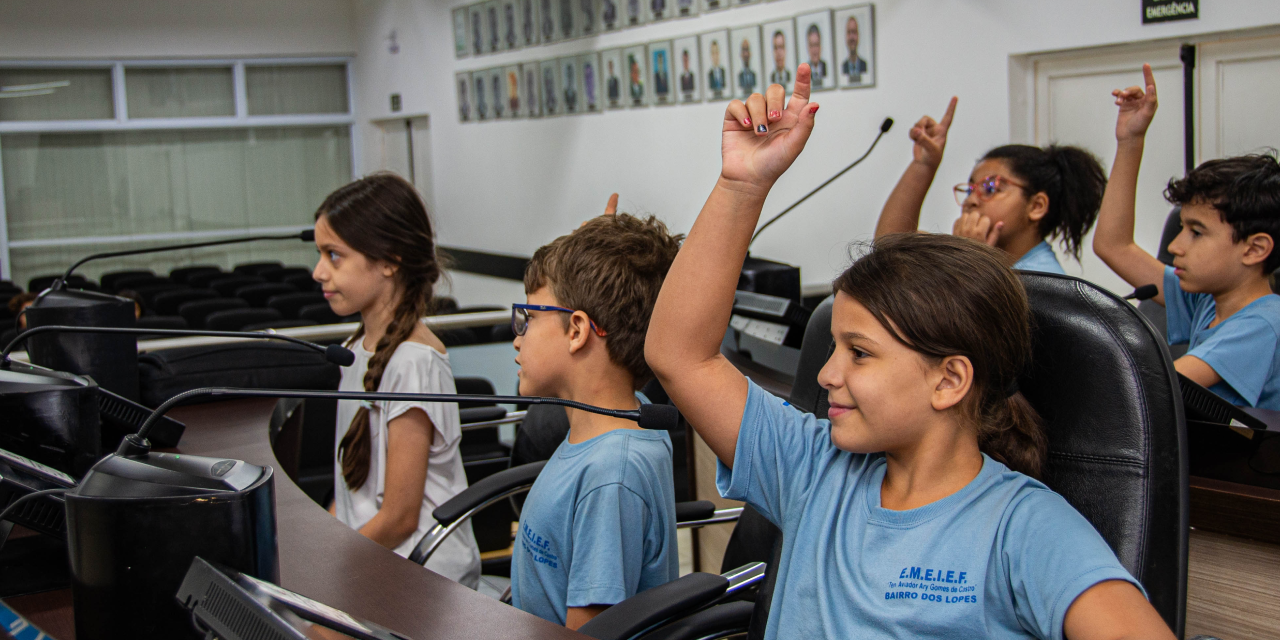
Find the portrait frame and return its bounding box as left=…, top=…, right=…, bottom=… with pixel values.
left=453, top=7, right=471, bottom=59
left=580, top=52, right=603, bottom=113
left=503, top=64, right=523, bottom=118
left=622, top=44, right=649, bottom=108
left=676, top=0, right=699, bottom=18
left=518, top=0, right=540, bottom=48
left=728, top=25, right=764, bottom=101
left=699, top=29, right=732, bottom=102
left=762, top=18, right=796, bottom=94
left=468, top=3, right=487, bottom=57
left=455, top=71, right=473, bottom=122
left=833, top=4, right=875, bottom=89
left=600, top=48, right=626, bottom=110
left=701, top=0, right=725, bottom=13
left=624, top=0, right=647, bottom=28
left=555, top=0, right=579, bottom=41
left=472, top=69, right=491, bottom=121
left=538, top=0, right=558, bottom=44
left=731, top=0, right=758, bottom=8
left=499, top=0, right=519, bottom=50
left=539, top=59, right=562, bottom=116
left=483, top=0, right=502, bottom=53
left=648, top=40, right=675, bottom=106
left=486, top=67, right=509, bottom=119
left=648, top=0, right=670, bottom=23
left=559, top=55, right=584, bottom=115
left=795, top=9, right=836, bottom=91
left=579, top=0, right=600, bottom=37
left=520, top=62, right=543, bottom=117
left=601, top=0, right=621, bottom=31
left=672, top=35, right=701, bottom=104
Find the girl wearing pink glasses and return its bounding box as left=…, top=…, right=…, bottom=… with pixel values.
left=874, top=97, right=1107, bottom=274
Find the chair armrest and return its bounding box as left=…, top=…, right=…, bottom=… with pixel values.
left=577, top=572, right=728, bottom=640
left=639, top=601, right=755, bottom=640
left=431, top=460, right=546, bottom=526
left=674, top=500, right=715, bottom=523
left=459, top=406, right=507, bottom=424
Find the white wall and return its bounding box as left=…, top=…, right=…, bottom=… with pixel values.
left=353, top=0, right=1280, bottom=293
left=0, top=0, right=356, bottom=59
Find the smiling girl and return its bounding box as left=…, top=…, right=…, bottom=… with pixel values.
left=874, top=97, right=1107, bottom=274
left=313, top=173, right=481, bottom=588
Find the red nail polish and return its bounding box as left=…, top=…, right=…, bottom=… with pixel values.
left=770, top=110, right=780, bottom=119
left=744, top=118, right=751, bottom=126
left=810, top=105, right=820, bottom=115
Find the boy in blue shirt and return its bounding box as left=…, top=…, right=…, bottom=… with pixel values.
left=509, top=213, right=683, bottom=629
left=1094, top=64, right=1280, bottom=409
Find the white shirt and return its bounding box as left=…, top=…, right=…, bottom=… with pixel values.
left=333, top=339, right=481, bottom=589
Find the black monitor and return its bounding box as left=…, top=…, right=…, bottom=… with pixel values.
left=1179, top=373, right=1280, bottom=432
left=176, top=557, right=412, bottom=640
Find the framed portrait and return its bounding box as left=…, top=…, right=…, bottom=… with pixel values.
left=483, top=0, right=501, bottom=53
left=539, top=59, right=561, bottom=116
left=622, top=45, right=648, bottom=107
left=468, top=3, right=487, bottom=56
left=472, top=70, right=490, bottom=121
left=624, top=0, right=646, bottom=28
left=701, top=0, right=725, bottom=13
left=559, top=56, right=583, bottom=114
left=518, top=0, right=540, bottom=47
left=795, top=10, right=836, bottom=91
left=648, top=41, right=674, bottom=106
left=761, top=19, right=796, bottom=93
left=579, top=0, right=599, bottom=37
left=456, top=72, right=473, bottom=122
left=699, top=29, right=731, bottom=101
left=503, top=65, right=523, bottom=117
left=729, top=25, right=763, bottom=101
left=520, top=62, right=542, bottom=117
left=600, top=49, right=625, bottom=110
left=538, top=0, right=557, bottom=43
left=453, top=8, right=471, bottom=59
left=579, top=53, right=602, bottom=113
left=834, top=4, right=875, bottom=89
left=499, top=0, right=519, bottom=50
left=600, top=0, right=620, bottom=31
left=672, top=35, right=701, bottom=104
left=676, top=0, right=699, bottom=18
left=486, top=67, right=509, bottom=119
left=732, top=0, right=758, bottom=7
left=555, top=0, right=578, bottom=40
left=648, top=0, right=670, bottom=23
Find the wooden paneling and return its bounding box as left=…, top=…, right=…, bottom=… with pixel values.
left=1185, top=529, right=1280, bottom=640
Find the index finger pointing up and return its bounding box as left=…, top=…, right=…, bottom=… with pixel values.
left=1142, top=63, right=1157, bottom=98
left=939, top=96, right=958, bottom=129
left=786, top=63, right=812, bottom=116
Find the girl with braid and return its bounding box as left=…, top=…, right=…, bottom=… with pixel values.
left=313, top=173, right=481, bottom=588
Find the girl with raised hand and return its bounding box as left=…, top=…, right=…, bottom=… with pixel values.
left=645, top=65, right=1173, bottom=639
left=874, top=97, right=1107, bottom=274
left=313, top=173, right=481, bottom=588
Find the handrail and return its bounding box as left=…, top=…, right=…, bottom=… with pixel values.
left=7, top=309, right=511, bottom=363
left=460, top=410, right=527, bottom=431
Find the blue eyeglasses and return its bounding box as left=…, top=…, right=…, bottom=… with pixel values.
left=511, top=304, right=607, bottom=337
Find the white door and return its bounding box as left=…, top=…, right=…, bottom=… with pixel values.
left=1198, top=33, right=1280, bottom=162
left=374, top=116, right=434, bottom=213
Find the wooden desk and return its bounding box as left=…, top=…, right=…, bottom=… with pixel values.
left=5, top=399, right=582, bottom=640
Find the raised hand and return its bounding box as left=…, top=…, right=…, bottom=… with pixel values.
left=1114, top=63, right=1158, bottom=142
left=719, top=63, right=819, bottom=194
left=953, top=211, right=1002, bottom=247
left=603, top=193, right=618, bottom=216
left=909, top=97, right=957, bottom=169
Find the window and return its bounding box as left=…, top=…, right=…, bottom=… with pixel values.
left=0, top=59, right=354, bottom=289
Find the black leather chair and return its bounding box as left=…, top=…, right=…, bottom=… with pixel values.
left=283, top=273, right=322, bottom=293
left=153, top=289, right=219, bottom=316
left=235, top=282, right=298, bottom=307
left=209, top=275, right=266, bottom=297
left=186, top=270, right=230, bottom=289
left=132, top=283, right=188, bottom=310
left=298, top=302, right=357, bottom=325
left=111, top=274, right=173, bottom=292
left=267, top=292, right=326, bottom=319
left=177, top=297, right=249, bottom=329
left=204, top=307, right=284, bottom=331
left=1137, top=207, right=1184, bottom=357
left=232, top=261, right=283, bottom=276
left=259, top=266, right=312, bottom=283
left=100, top=269, right=155, bottom=292
left=169, top=265, right=222, bottom=284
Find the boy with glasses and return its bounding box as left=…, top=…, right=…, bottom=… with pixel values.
left=509, top=213, right=683, bottom=629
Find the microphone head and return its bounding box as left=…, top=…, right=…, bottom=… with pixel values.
left=299, top=229, right=315, bottom=242
left=1125, top=284, right=1158, bottom=301
left=325, top=344, right=356, bottom=367
left=637, top=403, right=680, bottom=431
left=880, top=117, right=894, bottom=133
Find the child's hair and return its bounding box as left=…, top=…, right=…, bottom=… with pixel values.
left=833, top=233, right=1047, bottom=478
left=7, top=292, right=36, bottom=316
left=1165, top=151, right=1280, bottom=272
left=316, top=173, right=442, bottom=490
left=981, top=144, right=1107, bottom=261
left=524, top=213, right=683, bottom=388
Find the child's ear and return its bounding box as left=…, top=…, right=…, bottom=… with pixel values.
left=932, top=355, right=973, bottom=412
left=1241, top=232, right=1275, bottom=270
left=566, top=311, right=592, bottom=354
left=1025, top=192, right=1050, bottom=223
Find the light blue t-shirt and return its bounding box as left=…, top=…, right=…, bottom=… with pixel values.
left=1163, top=265, right=1280, bottom=409
left=716, top=381, right=1142, bottom=640
left=510, top=428, right=678, bottom=625
left=1012, top=241, right=1066, bottom=274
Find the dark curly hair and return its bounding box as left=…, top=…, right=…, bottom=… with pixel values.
left=982, top=144, right=1107, bottom=261
left=1166, top=151, right=1280, bottom=272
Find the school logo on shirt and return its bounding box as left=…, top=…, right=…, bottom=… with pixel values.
left=520, top=522, right=560, bottom=569
left=885, top=566, right=978, bottom=604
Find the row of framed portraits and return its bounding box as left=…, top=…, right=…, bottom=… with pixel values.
left=456, top=4, right=875, bottom=122
left=455, top=0, right=777, bottom=58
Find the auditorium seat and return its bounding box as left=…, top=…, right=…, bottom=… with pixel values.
left=168, top=265, right=222, bottom=284
left=259, top=266, right=312, bottom=283
left=241, top=318, right=318, bottom=332
left=282, top=273, right=320, bottom=292
left=131, top=283, right=188, bottom=310
left=186, top=270, right=231, bottom=289
left=204, top=308, right=284, bottom=331
left=153, top=289, right=219, bottom=316
left=266, top=292, right=326, bottom=319
left=100, top=269, right=155, bottom=292
left=235, top=282, right=298, bottom=307
left=111, top=275, right=173, bottom=292
left=298, top=302, right=357, bottom=325
left=178, top=298, right=249, bottom=329
left=136, top=315, right=190, bottom=331
left=28, top=274, right=96, bottom=292
left=232, top=261, right=284, bottom=276
left=209, top=275, right=265, bottom=297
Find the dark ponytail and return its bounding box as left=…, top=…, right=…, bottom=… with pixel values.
left=834, top=233, right=1047, bottom=478
left=315, top=173, right=442, bottom=491
left=982, top=144, right=1107, bottom=262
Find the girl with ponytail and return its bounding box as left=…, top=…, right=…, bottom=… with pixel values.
left=314, top=173, right=480, bottom=588
left=875, top=97, right=1107, bottom=274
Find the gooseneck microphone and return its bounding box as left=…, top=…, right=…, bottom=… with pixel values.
left=51, top=228, right=316, bottom=291
left=1124, top=284, right=1159, bottom=301
left=1, top=324, right=355, bottom=367
left=748, top=117, right=894, bottom=248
